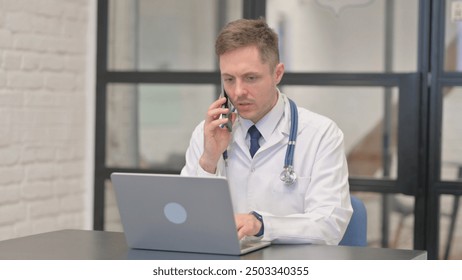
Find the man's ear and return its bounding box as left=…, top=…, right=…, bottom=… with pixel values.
left=274, top=63, right=285, bottom=84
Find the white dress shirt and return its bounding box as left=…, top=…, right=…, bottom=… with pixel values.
left=181, top=92, right=352, bottom=245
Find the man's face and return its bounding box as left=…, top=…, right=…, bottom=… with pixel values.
left=219, top=45, right=284, bottom=124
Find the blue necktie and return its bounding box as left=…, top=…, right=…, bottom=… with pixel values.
left=248, top=125, right=261, bottom=158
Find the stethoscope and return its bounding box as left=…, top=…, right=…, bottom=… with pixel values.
left=279, top=98, right=298, bottom=185
left=223, top=98, right=299, bottom=186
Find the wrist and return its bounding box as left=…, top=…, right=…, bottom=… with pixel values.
left=199, top=156, right=218, bottom=174
left=250, top=211, right=264, bottom=237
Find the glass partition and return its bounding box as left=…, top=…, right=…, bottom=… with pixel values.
left=107, top=0, right=242, bottom=71
left=441, top=86, right=462, bottom=181
left=282, top=86, right=399, bottom=179
left=266, top=0, right=418, bottom=73
left=106, top=83, right=215, bottom=170
left=104, top=179, right=122, bottom=232
left=444, top=0, right=462, bottom=72
left=439, top=194, right=462, bottom=259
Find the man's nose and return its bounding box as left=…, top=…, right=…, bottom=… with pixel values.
left=234, top=79, right=247, bottom=97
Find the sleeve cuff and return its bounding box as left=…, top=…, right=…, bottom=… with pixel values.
left=196, top=164, right=218, bottom=177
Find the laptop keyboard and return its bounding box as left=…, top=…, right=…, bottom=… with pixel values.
left=240, top=240, right=258, bottom=250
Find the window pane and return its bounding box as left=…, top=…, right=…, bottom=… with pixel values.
left=444, top=0, right=462, bottom=72
left=104, top=179, right=122, bottom=232
left=266, top=0, right=418, bottom=72
left=281, top=86, right=398, bottom=179
left=439, top=194, right=462, bottom=259
left=441, top=87, right=462, bottom=181
left=107, top=0, right=242, bottom=71
left=106, top=84, right=215, bottom=170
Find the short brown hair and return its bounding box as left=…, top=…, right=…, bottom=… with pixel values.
left=215, top=18, right=280, bottom=70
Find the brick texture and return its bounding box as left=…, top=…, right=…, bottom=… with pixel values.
left=0, top=0, right=90, bottom=241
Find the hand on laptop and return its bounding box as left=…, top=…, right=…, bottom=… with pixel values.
left=235, top=213, right=262, bottom=240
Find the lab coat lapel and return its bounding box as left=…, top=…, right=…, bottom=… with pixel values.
left=230, top=119, right=248, bottom=155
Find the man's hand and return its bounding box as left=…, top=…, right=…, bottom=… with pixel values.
left=199, top=97, right=235, bottom=173
left=235, top=213, right=262, bottom=240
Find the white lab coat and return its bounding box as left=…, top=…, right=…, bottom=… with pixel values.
left=181, top=93, right=352, bottom=245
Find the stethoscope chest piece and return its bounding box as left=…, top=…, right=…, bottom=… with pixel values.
left=280, top=166, right=297, bottom=185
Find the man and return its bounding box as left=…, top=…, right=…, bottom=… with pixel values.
left=181, top=18, right=352, bottom=245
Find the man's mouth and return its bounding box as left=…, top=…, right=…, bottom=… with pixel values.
left=237, top=100, right=253, bottom=107
left=237, top=102, right=253, bottom=110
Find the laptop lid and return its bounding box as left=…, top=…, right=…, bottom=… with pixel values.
left=111, top=173, right=269, bottom=255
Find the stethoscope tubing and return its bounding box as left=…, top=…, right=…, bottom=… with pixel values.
left=284, top=99, right=298, bottom=169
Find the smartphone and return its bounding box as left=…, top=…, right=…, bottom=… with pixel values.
left=220, top=83, right=233, bottom=132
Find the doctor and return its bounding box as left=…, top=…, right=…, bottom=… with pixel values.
left=181, top=18, right=352, bottom=245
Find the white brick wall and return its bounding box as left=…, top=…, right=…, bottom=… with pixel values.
left=0, top=0, right=93, bottom=241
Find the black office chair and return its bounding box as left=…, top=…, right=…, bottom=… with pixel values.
left=339, top=196, right=368, bottom=246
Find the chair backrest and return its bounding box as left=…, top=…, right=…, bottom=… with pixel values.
left=339, top=195, right=367, bottom=246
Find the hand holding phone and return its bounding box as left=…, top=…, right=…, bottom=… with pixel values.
left=220, top=87, right=233, bottom=132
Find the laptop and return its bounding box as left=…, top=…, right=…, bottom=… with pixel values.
left=111, top=173, right=270, bottom=255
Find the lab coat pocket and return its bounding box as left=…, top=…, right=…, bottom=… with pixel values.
left=271, top=176, right=310, bottom=195
left=270, top=176, right=310, bottom=213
